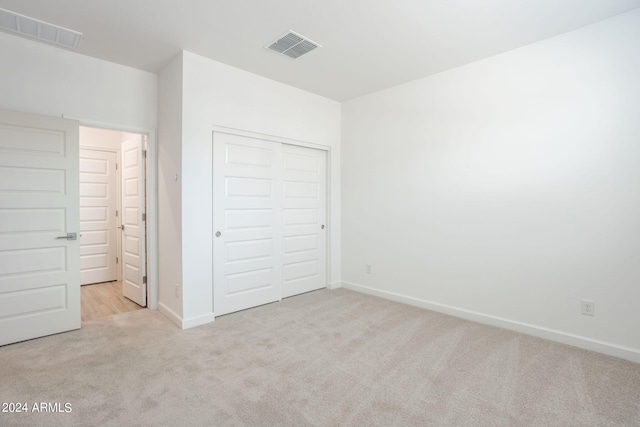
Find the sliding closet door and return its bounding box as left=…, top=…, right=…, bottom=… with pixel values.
left=282, top=144, right=327, bottom=298
left=213, top=132, right=283, bottom=316
left=213, top=132, right=328, bottom=316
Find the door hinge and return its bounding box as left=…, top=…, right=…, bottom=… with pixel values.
left=142, top=213, right=146, bottom=221
left=116, top=210, right=119, bottom=217
left=115, top=163, right=118, bottom=170
left=116, top=257, right=119, bottom=264
left=142, top=276, right=147, bottom=284
left=142, top=150, right=147, bottom=159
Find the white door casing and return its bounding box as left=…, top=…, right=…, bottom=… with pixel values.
left=79, top=149, right=118, bottom=285
left=213, top=132, right=283, bottom=316
left=282, top=144, right=327, bottom=298
left=121, top=135, right=146, bottom=306
left=212, top=131, right=328, bottom=316
left=0, top=109, right=80, bottom=346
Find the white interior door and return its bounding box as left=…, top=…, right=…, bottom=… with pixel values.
left=282, top=144, right=327, bottom=298
left=121, top=135, right=146, bottom=306
left=79, top=149, right=118, bottom=285
left=0, top=109, right=80, bottom=346
left=213, top=132, right=283, bottom=316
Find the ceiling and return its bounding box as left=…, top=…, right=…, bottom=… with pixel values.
left=1, top=0, right=639, bottom=101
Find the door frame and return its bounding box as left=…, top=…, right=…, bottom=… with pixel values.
left=68, top=116, right=158, bottom=310
left=211, top=125, right=332, bottom=308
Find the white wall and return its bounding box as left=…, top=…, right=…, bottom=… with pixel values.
left=80, top=126, right=124, bottom=151
left=341, top=9, right=640, bottom=362
left=157, top=54, right=184, bottom=321
left=0, top=32, right=157, bottom=128
left=160, top=51, right=342, bottom=327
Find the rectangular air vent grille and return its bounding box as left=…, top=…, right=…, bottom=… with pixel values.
left=0, top=8, right=82, bottom=50
left=266, top=31, right=320, bottom=59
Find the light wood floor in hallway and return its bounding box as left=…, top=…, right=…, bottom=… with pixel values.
left=81, top=281, right=144, bottom=321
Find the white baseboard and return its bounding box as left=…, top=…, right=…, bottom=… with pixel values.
left=341, top=281, right=640, bottom=364
left=328, top=281, right=342, bottom=290
left=158, top=302, right=216, bottom=330
left=158, top=302, right=182, bottom=328
left=181, top=312, right=215, bottom=330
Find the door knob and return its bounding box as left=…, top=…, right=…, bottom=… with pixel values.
left=215, top=231, right=221, bottom=237
left=321, top=225, right=325, bottom=230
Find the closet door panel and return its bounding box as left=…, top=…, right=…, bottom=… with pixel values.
left=282, top=144, right=327, bottom=298
left=213, top=132, right=283, bottom=316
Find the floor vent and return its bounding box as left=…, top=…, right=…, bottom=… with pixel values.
left=265, top=30, right=320, bottom=59
left=0, top=8, right=82, bottom=50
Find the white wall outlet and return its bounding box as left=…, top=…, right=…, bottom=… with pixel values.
left=175, top=283, right=181, bottom=298
left=366, top=264, right=372, bottom=274
left=581, top=300, right=595, bottom=316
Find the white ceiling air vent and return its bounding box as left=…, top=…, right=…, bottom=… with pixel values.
left=0, top=8, right=82, bottom=50
left=266, top=31, right=320, bottom=59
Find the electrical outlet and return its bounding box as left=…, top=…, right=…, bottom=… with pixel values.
left=365, top=264, right=372, bottom=274
left=581, top=300, right=595, bottom=316
left=175, top=283, right=181, bottom=299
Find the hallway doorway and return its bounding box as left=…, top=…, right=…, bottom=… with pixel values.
left=81, top=281, right=144, bottom=321
left=79, top=126, right=148, bottom=311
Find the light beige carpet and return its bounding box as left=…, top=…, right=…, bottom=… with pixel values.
left=1, top=289, right=639, bottom=426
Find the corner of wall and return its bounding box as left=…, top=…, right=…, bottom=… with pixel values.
left=157, top=51, right=185, bottom=319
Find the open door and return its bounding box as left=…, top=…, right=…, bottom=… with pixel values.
left=121, top=134, right=147, bottom=306
left=0, top=109, right=80, bottom=346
